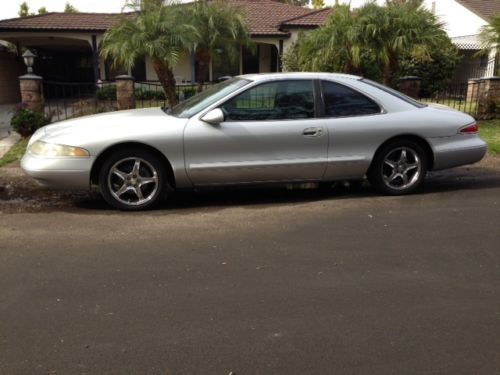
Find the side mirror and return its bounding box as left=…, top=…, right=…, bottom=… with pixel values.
left=201, top=108, right=224, bottom=125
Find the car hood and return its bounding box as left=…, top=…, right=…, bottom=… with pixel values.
left=32, top=107, right=188, bottom=151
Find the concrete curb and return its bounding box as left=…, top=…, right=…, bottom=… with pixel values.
left=0, top=131, right=21, bottom=159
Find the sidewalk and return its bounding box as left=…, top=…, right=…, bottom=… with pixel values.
left=0, top=104, right=18, bottom=159
left=0, top=131, right=20, bottom=159
left=0, top=104, right=15, bottom=140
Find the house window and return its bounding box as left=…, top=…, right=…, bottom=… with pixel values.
left=212, top=50, right=240, bottom=81
left=242, top=46, right=259, bottom=74
left=132, top=57, right=146, bottom=81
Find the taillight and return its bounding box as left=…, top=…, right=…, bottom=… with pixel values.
left=459, top=122, right=479, bottom=134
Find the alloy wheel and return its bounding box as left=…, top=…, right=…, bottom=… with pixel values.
left=381, top=147, right=422, bottom=191
left=107, top=157, right=159, bottom=206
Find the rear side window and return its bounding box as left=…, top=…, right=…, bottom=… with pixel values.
left=321, top=81, right=381, bottom=117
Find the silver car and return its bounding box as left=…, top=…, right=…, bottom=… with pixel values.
left=22, top=73, right=487, bottom=210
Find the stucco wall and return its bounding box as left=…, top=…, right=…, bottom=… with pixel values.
left=145, top=53, right=193, bottom=83
left=0, top=50, right=23, bottom=105
left=422, top=0, right=487, bottom=38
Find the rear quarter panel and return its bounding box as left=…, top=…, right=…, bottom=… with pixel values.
left=323, top=106, right=476, bottom=179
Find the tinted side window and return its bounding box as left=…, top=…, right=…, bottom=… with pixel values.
left=322, top=81, right=380, bottom=117
left=222, top=80, right=314, bottom=121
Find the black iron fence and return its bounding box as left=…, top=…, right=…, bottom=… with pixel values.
left=43, top=80, right=209, bottom=122
left=134, top=81, right=205, bottom=108
left=417, top=82, right=480, bottom=117
left=44, top=81, right=117, bottom=122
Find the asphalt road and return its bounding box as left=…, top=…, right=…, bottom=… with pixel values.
left=1, top=164, right=499, bottom=374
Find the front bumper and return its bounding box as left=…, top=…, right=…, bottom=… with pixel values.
left=21, top=153, right=94, bottom=189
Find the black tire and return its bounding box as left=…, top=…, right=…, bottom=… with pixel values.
left=98, top=148, right=168, bottom=211
left=368, top=140, right=428, bottom=195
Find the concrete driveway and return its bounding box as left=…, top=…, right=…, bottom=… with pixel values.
left=0, top=159, right=499, bottom=374
left=0, top=104, right=14, bottom=139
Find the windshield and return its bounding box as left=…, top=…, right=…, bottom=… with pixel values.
left=361, top=78, right=427, bottom=108
left=169, top=77, right=251, bottom=118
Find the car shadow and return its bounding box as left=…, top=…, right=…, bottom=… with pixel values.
left=74, top=165, right=500, bottom=213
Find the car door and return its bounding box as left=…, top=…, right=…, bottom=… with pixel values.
left=319, top=80, right=385, bottom=180
left=184, top=79, right=328, bottom=185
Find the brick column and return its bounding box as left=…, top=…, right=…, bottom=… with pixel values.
left=19, top=74, right=44, bottom=113
left=466, top=78, right=481, bottom=103
left=398, top=76, right=421, bottom=99
left=477, top=77, right=500, bottom=117
left=116, top=75, right=135, bottom=110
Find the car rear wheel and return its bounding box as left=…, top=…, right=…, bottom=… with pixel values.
left=99, top=149, right=167, bottom=210
left=368, top=140, right=428, bottom=195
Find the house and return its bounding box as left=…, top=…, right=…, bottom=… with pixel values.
left=423, top=0, right=500, bottom=83
left=0, top=0, right=332, bottom=104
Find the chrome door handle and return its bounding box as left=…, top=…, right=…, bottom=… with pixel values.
left=303, top=127, right=323, bottom=137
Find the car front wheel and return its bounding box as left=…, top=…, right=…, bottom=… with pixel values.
left=368, top=140, right=428, bottom=195
left=99, top=149, right=167, bottom=210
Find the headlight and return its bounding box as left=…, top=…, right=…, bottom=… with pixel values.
left=29, top=141, right=90, bottom=158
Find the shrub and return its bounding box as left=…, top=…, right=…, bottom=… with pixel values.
left=135, top=88, right=166, bottom=100
left=179, top=87, right=196, bottom=100
left=96, top=84, right=117, bottom=100
left=10, top=103, right=51, bottom=138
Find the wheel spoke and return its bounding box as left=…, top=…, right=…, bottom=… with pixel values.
left=384, top=171, right=398, bottom=183
left=401, top=172, right=409, bottom=186
left=115, top=183, right=130, bottom=197
left=133, top=186, right=144, bottom=201
left=384, top=159, right=397, bottom=169
left=399, top=149, right=407, bottom=162
left=139, top=176, right=157, bottom=187
left=405, top=162, right=418, bottom=172
left=132, top=160, right=141, bottom=176
left=112, top=168, right=127, bottom=181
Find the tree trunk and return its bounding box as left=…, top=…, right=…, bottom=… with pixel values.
left=195, top=49, right=211, bottom=93
left=383, top=53, right=400, bottom=87
left=152, top=57, right=178, bottom=107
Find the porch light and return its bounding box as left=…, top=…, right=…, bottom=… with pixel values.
left=22, top=50, right=36, bottom=74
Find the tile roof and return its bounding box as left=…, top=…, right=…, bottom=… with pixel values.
left=0, top=1, right=331, bottom=37
left=228, top=0, right=317, bottom=36
left=455, top=0, right=500, bottom=21
left=0, top=12, right=132, bottom=32
left=281, top=7, right=334, bottom=27
left=451, top=34, right=481, bottom=49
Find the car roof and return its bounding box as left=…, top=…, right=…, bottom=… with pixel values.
left=238, top=72, right=363, bottom=82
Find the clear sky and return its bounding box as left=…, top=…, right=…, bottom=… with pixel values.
left=0, top=0, right=379, bottom=20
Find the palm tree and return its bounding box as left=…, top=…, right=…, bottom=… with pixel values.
left=187, top=0, right=251, bottom=92
left=294, top=5, right=363, bottom=74
left=479, top=15, right=500, bottom=49
left=293, top=1, right=449, bottom=85
left=361, top=0, right=448, bottom=85
left=101, top=1, right=196, bottom=106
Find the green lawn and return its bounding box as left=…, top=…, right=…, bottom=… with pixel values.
left=479, top=119, right=500, bottom=154
left=0, top=138, right=28, bottom=168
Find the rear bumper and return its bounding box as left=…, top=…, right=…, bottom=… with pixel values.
left=21, top=153, right=93, bottom=189
left=430, top=135, right=487, bottom=171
